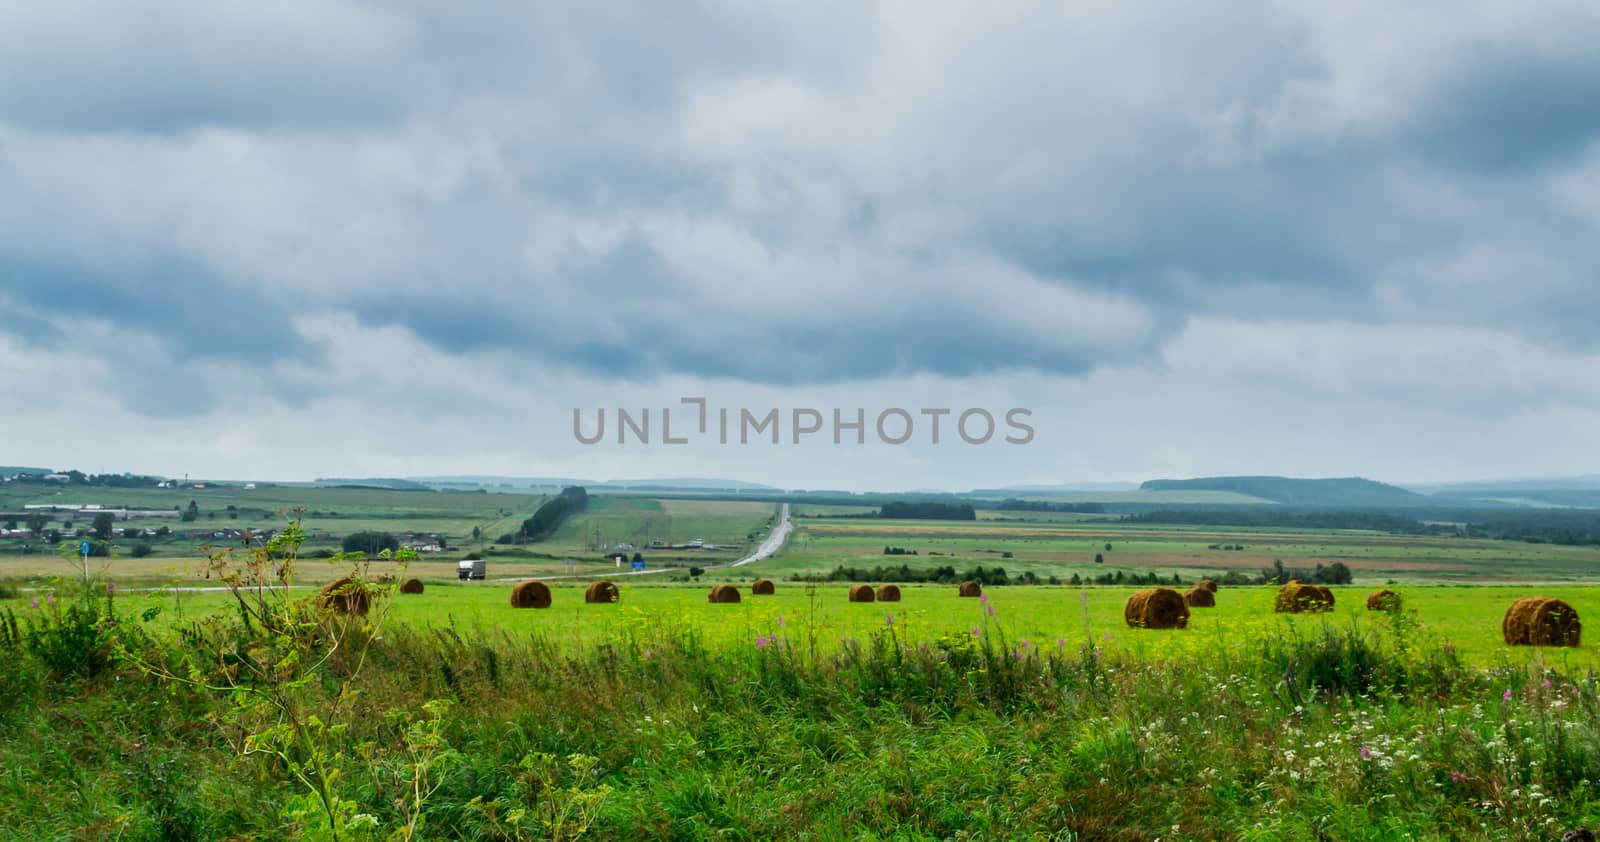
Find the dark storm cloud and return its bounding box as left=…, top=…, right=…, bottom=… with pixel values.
left=1, top=0, right=1598, bottom=415
left=0, top=253, right=308, bottom=364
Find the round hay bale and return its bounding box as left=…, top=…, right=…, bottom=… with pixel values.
left=1503, top=597, right=1581, bottom=647
left=848, top=584, right=875, bottom=603
left=1184, top=586, right=1215, bottom=608
left=584, top=580, right=620, bottom=604
left=708, top=584, right=741, bottom=603
left=876, top=583, right=902, bottom=602
left=1124, top=588, right=1189, bottom=630
left=958, top=581, right=983, bottom=598
left=398, top=578, right=425, bottom=595
left=751, top=578, right=776, bottom=595
left=1275, top=581, right=1335, bottom=613
left=1198, top=579, right=1219, bottom=593
left=510, top=580, right=552, bottom=609
left=317, top=576, right=370, bottom=616
left=1365, top=589, right=1401, bottom=612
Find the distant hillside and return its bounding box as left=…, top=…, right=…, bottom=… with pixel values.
left=1416, top=475, right=1600, bottom=494
left=409, top=475, right=778, bottom=492
left=1139, top=476, right=1429, bottom=507
left=1430, top=489, right=1600, bottom=509
left=314, top=477, right=434, bottom=491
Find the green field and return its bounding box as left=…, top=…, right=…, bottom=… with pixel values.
left=9, top=490, right=1600, bottom=837
left=0, top=490, right=780, bottom=583
left=42, top=580, right=1594, bottom=670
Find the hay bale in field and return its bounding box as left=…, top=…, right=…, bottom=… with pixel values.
left=751, top=578, right=776, bottom=595
left=876, top=583, right=902, bottom=602
left=848, top=584, right=875, bottom=603
left=707, top=584, right=741, bottom=603
left=1198, top=579, right=1219, bottom=593
left=1184, top=586, right=1215, bottom=608
left=1275, top=581, right=1335, bottom=613
left=398, top=578, right=424, bottom=595
left=1366, top=589, right=1401, bottom=612
left=584, top=580, right=620, bottom=604
left=1124, top=588, right=1189, bottom=630
left=958, top=581, right=983, bottom=598
left=1503, top=597, right=1582, bottom=647
left=317, top=576, right=370, bottom=616
left=509, top=580, right=552, bottom=609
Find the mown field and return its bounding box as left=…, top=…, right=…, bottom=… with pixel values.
left=0, top=491, right=781, bottom=583
left=9, top=497, right=1600, bottom=838
left=779, top=516, right=1600, bottom=583
left=6, top=570, right=1600, bottom=840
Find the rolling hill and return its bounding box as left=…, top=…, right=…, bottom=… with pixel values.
left=1139, top=476, right=1431, bottom=507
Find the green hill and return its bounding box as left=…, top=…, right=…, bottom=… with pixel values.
left=1139, top=476, right=1429, bottom=507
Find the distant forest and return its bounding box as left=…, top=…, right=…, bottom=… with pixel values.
left=878, top=501, right=977, bottom=520
left=1127, top=508, right=1600, bottom=547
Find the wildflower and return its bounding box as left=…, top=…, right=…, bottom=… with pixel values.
left=46, top=593, right=54, bottom=607
left=979, top=593, right=989, bottom=604
left=1504, top=688, right=1513, bottom=703
left=1018, top=639, right=1029, bottom=649
left=986, top=604, right=996, bottom=617
left=972, top=627, right=982, bottom=637
left=29, top=598, right=38, bottom=609
left=1544, top=679, right=1552, bottom=690
left=777, top=614, right=786, bottom=628
left=755, top=635, right=771, bottom=648
left=105, top=581, right=115, bottom=594
left=1056, top=637, right=1066, bottom=648
left=1360, top=746, right=1372, bottom=761
left=643, top=650, right=653, bottom=659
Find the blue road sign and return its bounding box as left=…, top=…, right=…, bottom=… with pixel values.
left=631, top=560, right=646, bottom=571
left=80, top=540, right=91, bottom=555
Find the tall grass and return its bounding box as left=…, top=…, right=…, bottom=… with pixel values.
left=2, top=586, right=1600, bottom=839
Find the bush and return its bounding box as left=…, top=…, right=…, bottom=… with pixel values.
left=21, top=588, right=119, bottom=680
left=131, top=543, right=155, bottom=558
left=341, top=531, right=399, bottom=555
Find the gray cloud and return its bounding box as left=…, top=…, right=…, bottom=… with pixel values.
left=0, top=0, right=1597, bottom=420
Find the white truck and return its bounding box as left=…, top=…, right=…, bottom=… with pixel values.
left=457, top=559, right=486, bottom=580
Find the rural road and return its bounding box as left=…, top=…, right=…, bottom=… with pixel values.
left=494, top=502, right=792, bottom=582
left=108, top=504, right=794, bottom=591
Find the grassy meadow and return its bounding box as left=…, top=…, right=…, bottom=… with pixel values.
left=8, top=492, right=1600, bottom=839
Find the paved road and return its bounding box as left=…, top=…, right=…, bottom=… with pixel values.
left=730, top=503, right=792, bottom=567
left=492, top=502, right=792, bottom=582
left=116, top=504, right=795, bottom=591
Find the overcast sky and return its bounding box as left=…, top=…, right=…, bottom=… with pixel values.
left=3, top=1, right=1599, bottom=491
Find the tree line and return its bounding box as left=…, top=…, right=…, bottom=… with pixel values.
left=878, top=501, right=976, bottom=520
left=519, top=486, right=590, bottom=541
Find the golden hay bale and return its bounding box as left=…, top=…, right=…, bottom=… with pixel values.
left=1198, top=579, right=1219, bottom=593
left=876, top=583, right=902, bottom=602
left=1184, top=586, right=1215, bottom=608
left=708, top=584, right=741, bottom=603
left=958, top=581, right=983, bottom=598
left=848, top=584, right=876, bottom=603
left=510, top=580, right=552, bottom=609
left=398, top=578, right=424, bottom=595
left=1124, top=588, right=1189, bottom=629
left=1275, top=581, right=1335, bottom=613
left=317, top=577, right=370, bottom=616
left=1503, top=597, right=1582, bottom=647
left=584, top=580, right=620, bottom=604
left=1366, top=589, right=1401, bottom=612
left=751, top=578, right=776, bottom=595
